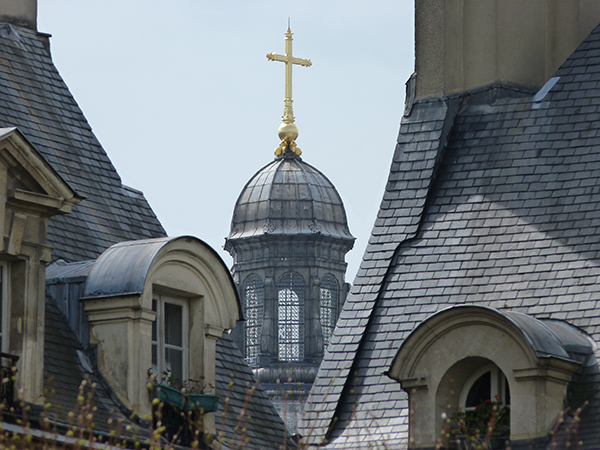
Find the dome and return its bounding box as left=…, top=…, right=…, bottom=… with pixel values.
left=226, top=154, right=354, bottom=244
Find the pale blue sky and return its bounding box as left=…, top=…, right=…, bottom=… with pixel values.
left=37, top=1, right=415, bottom=281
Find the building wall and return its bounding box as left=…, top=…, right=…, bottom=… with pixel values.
left=415, top=0, right=600, bottom=99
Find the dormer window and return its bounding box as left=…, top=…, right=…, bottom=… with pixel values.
left=151, top=295, right=188, bottom=386
left=461, top=364, right=511, bottom=413
left=388, top=306, right=590, bottom=448
left=0, top=128, right=80, bottom=404
left=82, top=236, right=242, bottom=425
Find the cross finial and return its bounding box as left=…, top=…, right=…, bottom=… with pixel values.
left=267, top=27, right=312, bottom=156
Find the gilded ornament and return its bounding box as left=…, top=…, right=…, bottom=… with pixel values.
left=267, top=27, right=311, bottom=156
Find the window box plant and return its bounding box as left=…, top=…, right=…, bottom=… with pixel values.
left=451, top=396, right=509, bottom=449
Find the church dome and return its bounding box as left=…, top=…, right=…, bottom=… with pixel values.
left=226, top=154, right=354, bottom=244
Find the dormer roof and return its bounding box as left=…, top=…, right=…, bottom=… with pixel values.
left=0, top=127, right=80, bottom=215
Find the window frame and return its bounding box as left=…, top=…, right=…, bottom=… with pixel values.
left=151, top=294, right=189, bottom=386
left=243, top=274, right=264, bottom=367
left=277, top=272, right=304, bottom=362
left=459, top=363, right=510, bottom=413
left=319, top=274, right=339, bottom=348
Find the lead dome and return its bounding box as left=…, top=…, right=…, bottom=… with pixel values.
left=225, top=153, right=354, bottom=245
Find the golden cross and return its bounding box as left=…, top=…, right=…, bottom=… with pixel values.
left=267, top=28, right=312, bottom=146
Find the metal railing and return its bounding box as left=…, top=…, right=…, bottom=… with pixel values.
left=153, top=400, right=206, bottom=448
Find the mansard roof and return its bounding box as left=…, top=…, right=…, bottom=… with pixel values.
left=304, top=21, right=600, bottom=449
left=0, top=23, right=165, bottom=262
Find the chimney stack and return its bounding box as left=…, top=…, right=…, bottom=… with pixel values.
left=414, top=0, right=600, bottom=100
left=0, top=0, right=36, bottom=30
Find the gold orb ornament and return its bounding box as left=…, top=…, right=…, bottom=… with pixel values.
left=278, top=122, right=299, bottom=142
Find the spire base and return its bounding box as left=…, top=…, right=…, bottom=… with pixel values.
left=275, top=140, right=302, bottom=157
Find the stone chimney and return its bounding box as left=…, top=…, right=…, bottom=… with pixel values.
left=414, top=0, right=600, bottom=100
left=0, top=0, right=36, bottom=30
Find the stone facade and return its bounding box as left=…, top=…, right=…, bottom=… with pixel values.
left=415, top=0, right=600, bottom=100
left=0, top=128, right=79, bottom=402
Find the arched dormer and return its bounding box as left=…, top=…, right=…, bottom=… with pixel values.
left=81, top=236, right=241, bottom=422
left=388, top=306, right=593, bottom=449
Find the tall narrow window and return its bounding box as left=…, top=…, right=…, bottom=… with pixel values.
left=151, top=295, right=188, bottom=387
left=320, top=274, right=338, bottom=348
left=278, top=273, right=304, bottom=362
left=244, top=274, right=264, bottom=367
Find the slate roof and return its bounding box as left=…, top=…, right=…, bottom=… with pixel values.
left=303, top=20, right=600, bottom=450
left=44, top=295, right=145, bottom=439
left=0, top=23, right=165, bottom=262
left=215, top=333, right=295, bottom=450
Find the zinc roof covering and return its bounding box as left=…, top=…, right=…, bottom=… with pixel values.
left=0, top=23, right=165, bottom=262
left=82, top=237, right=176, bottom=298
left=227, top=153, right=354, bottom=244
left=392, top=305, right=591, bottom=367
left=304, top=21, right=600, bottom=450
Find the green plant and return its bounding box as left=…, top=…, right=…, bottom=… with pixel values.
left=450, top=395, right=509, bottom=446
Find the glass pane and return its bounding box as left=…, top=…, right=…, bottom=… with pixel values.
left=466, top=371, right=491, bottom=407
left=320, top=285, right=333, bottom=346
left=278, top=288, right=300, bottom=361
left=165, top=347, right=183, bottom=385
left=245, top=275, right=264, bottom=366
left=277, top=273, right=304, bottom=362
left=320, top=275, right=338, bottom=349
left=164, top=302, right=183, bottom=347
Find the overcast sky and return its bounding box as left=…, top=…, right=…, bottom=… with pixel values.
left=37, top=1, right=415, bottom=281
